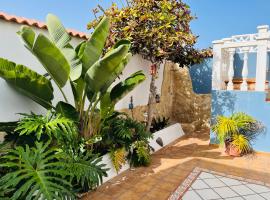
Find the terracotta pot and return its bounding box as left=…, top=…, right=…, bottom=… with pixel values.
left=225, top=142, right=241, bottom=157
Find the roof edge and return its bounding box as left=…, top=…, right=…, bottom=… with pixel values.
left=0, top=11, right=88, bottom=40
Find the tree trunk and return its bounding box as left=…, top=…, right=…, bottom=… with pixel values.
left=146, top=66, right=157, bottom=131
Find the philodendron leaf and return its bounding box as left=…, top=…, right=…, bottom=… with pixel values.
left=18, top=26, right=70, bottom=88
left=46, top=14, right=82, bottom=81
left=55, top=101, right=79, bottom=122
left=110, top=70, right=146, bottom=104
left=0, top=58, right=54, bottom=108
left=85, top=44, right=130, bottom=93
left=81, top=16, right=110, bottom=75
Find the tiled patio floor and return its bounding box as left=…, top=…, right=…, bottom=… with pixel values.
left=82, top=129, right=270, bottom=200
left=170, top=168, right=270, bottom=200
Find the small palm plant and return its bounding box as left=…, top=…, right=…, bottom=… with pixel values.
left=212, top=112, right=264, bottom=156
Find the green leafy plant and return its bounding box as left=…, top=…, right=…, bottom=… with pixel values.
left=99, top=113, right=151, bottom=151
left=0, top=13, right=146, bottom=140
left=212, top=112, right=264, bottom=155
left=15, top=112, right=78, bottom=141
left=150, top=116, right=170, bottom=133
left=0, top=142, right=74, bottom=200
left=129, top=140, right=151, bottom=167
left=59, top=150, right=108, bottom=192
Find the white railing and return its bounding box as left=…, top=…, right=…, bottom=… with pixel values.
left=212, top=25, right=270, bottom=91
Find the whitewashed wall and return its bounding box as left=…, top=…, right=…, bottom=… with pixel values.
left=0, top=20, right=164, bottom=122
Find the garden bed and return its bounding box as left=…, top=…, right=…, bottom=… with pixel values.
left=101, top=123, right=185, bottom=183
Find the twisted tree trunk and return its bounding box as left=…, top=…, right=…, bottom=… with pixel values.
left=146, top=64, right=158, bottom=131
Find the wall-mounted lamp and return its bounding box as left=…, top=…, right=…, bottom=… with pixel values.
left=129, top=96, right=134, bottom=118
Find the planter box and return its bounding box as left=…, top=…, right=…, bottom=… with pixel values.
left=148, top=123, right=185, bottom=153
left=101, top=123, right=185, bottom=183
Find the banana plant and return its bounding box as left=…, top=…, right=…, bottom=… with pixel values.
left=0, top=13, right=146, bottom=138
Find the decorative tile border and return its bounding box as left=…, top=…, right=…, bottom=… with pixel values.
left=168, top=167, right=270, bottom=200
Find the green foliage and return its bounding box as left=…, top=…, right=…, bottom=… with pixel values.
left=109, top=147, right=126, bottom=173
left=129, top=141, right=151, bottom=167
left=100, top=113, right=151, bottom=150
left=0, top=58, right=54, bottom=109
left=150, top=116, right=170, bottom=133
left=15, top=112, right=78, bottom=143
left=18, top=26, right=71, bottom=88
left=88, top=0, right=212, bottom=65
left=97, top=113, right=152, bottom=167
left=59, top=150, right=108, bottom=192
left=212, top=112, right=264, bottom=154
left=0, top=142, right=75, bottom=200
left=46, top=14, right=82, bottom=81
left=0, top=13, right=146, bottom=139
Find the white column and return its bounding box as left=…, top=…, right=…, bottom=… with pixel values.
left=212, top=40, right=225, bottom=90
left=227, top=48, right=236, bottom=90
left=255, top=25, right=270, bottom=91
left=240, top=47, right=249, bottom=91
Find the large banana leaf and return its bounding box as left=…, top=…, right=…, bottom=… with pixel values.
left=0, top=58, right=54, bottom=108
left=100, top=92, right=114, bottom=118
left=110, top=70, right=146, bottom=104
left=46, top=13, right=71, bottom=48
left=46, top=14, right=82, bottom=81
left=100, top=71, right=146, bottom=118
left=18, top=26, right=70, bottom=88
left=85, top=44, right=130, bottom=93
left=70, top=78, right=85, bottom=108
left=100, top=53, right=132, bottom=93
left=81, top=17, right=110, bottom=75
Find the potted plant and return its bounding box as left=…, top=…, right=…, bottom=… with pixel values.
left=212, top=112, right=264, bottom=156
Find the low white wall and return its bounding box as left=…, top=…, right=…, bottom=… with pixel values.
left=101, top=123, right=185, bottom=183
left=0, top=20, right=164, bottom=122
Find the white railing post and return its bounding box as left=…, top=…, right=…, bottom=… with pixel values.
left=212, top=40, right=225, bottom=90
left=240, top=47, right=249, bottom=91
left=227, top=48, right=236, bottom=90
left=255, top=25, right=270, bottom=91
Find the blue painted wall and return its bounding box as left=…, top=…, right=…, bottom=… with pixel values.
left=211, top=90, right=270, bottom=153
left=189, top=58, right=212, bottom=94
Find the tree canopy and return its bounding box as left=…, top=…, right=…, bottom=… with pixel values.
left=88, top=0, right=212, bottom=66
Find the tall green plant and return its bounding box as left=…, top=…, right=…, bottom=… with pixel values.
left=0, top=14, right=146, bottom=139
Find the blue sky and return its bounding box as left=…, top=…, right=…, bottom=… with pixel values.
left=0, top=0, right=270, bottom=49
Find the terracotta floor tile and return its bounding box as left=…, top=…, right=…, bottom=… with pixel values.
left=83, top=130, right=270, bottom=200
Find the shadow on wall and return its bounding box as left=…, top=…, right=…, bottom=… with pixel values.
left=211, top=90, right=236, bottom=123
left=210, top=90, right=237, bottom=144
left=189, top=58, right=212, bottom=94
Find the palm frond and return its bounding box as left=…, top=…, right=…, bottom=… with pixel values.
left=231, top=134, right=252, bottom=154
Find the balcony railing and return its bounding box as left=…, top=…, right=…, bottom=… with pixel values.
left=212, top=25, right=270, bottom=91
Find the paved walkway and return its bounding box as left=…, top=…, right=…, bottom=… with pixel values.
left=82, top=130, right=270, bottom=200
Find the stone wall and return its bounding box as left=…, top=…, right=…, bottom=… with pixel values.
left=170, top=63, right=211, bottom=134
left=122, top=62, right=211, bottom=134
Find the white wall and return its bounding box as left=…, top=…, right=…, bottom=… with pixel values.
left=0, top=20, right=164, bottom=122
